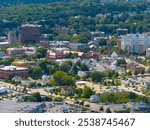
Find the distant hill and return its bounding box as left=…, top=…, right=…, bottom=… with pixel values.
left=0, top=0, right=64, bottom=4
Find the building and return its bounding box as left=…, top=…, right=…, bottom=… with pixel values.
left=12, top=60, right=36, bottom=67
left=40, top=41, right=69, bottom=49
left=86, top=51, right=102, bottom=61
left=7, top=47, right=36, bottom=56
left=7, top=48, right=25, bottom=56
left=61, top=87, right=73, bottom=95
left=111, top=51, right=119, bottom=59
left=0, top=42, right=9, bottom=48
left=78, top=71, right=87, bottom=78
left=68, top=43, right=86, bottom=50
left=0, top=66, right=28, bottom=79
left=0, top=87, right=7, bottom=95
left=0, top=100, right=46, bottom=113
left=146, top=82, right=150, bottom=90
left=46, top=50, right=65, bottom=61
left=20, top=24, right=41, bottom=43
left=116, top=28, right=128, bottom=36
left=90, top=95, right=100, bottom=103
left=8, top=31, right=17, bottom=44
left=146, top=48, right=150, bottom=58
left=88, top=41, right=99, bottom=51
left=126, top=62, right=145, bottom=73
left=121, top=34, right=150, bottom=53
left=0, top=51, right=5, bottom=58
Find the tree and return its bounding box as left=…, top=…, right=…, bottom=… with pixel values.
left=59, top=62, right=71, bottom=73
left=71, top=65, right=79, bottom=76
left=35, top=47, right=47, bottom=59
left=22, top=92, right=42, bottom=102
left=39, top=60, right=48, bottom=74
left=98, top=38, right=107, bottom=46
left=99, top=106, right=104, bottom=111
left=51, top=71, right=75, bottom=86
left=134, top=70, right=138, bottom=75
left=74, top=61, right=81, bottom=67
left=106, top=108, right=112, bottom=113
left=128, top=92, right=138, bottom=99
left=47, top=66, right=57, bottom=75
left=80, top=64, right=89, bottom=71
left=113, top=72, right=119, bottom=78
left=31, top=66, right=42, bottom=80
left=127, top=71, right=132, bottom=76
left=83, top=86, right=94, bottom=98
left=32, top=92, right=42, bottom=102
left=75, top=88, right=83, bottom=97
left=91, top=71, right=104, bottom=83
left=116, top=59, right=127, bottom=67
left=106, top=70, right=113, bottom=78
left=140, top=69, right=145, bottom=74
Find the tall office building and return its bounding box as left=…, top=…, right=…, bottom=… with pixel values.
left=20, top=24, right=41, bottom=44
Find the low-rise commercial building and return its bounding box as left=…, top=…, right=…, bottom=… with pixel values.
left=0, top=100, right=46, bottom=113
left=0, top=66, right=28, bottom=79
left=7, top=47, right=36, bottom=56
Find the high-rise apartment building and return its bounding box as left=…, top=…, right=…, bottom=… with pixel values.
left=20, top=24, right=41, bottom=43
left=121, top=34, right=150, bottom=53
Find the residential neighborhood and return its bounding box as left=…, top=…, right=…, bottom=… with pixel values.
left=0, top=0, right=150, bottom=113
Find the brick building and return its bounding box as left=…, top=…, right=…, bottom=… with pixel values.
left=20, top=24, right=41, bottom=43
left=7, top=48, right=25, bottom=56
left=46, top=50, right=65, bottom=61
left=126, top=62, right=145, bottom=73
left=0, top=66, right=28, bottom=79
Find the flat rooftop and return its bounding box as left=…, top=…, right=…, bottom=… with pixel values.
left=0, top=66, right=28, bottom=71
left=0, top=100, right=45, bottom=113
left=0, top=42, right=9, bottom=45
left=21, top=24, right=41, bottom=28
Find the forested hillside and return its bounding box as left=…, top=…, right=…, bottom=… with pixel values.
left=0, top=0, right=63, bottom=4
left=0, top=0, right=150, bottom=42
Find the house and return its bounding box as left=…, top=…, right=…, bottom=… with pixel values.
left=78, top=71, right=87, bottom=78
left=21, top=80, right=31, bottom=86
left=90, top=95, right=100, bottom=103
left=68, top=43, right=86, bottom=50
left=111, top=51, right=119, bottom=59
left=88, top=41, right=99, bottom=51
left=61, top=87, right=73, bottom=95
left=146, top=82, right=150, bottom=90
left=86, top=51, right=102, bottom=61
left=42, top=75, right=50, bottom=82
left=12, top=76, right=22, bottom=82
left=126, top=62, right=145, bottom=73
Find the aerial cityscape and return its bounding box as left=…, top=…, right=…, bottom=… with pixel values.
left=0, top=0, right=150, bottom=113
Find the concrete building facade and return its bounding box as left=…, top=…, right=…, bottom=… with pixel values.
left=121, top=34, right=150, bottom=53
